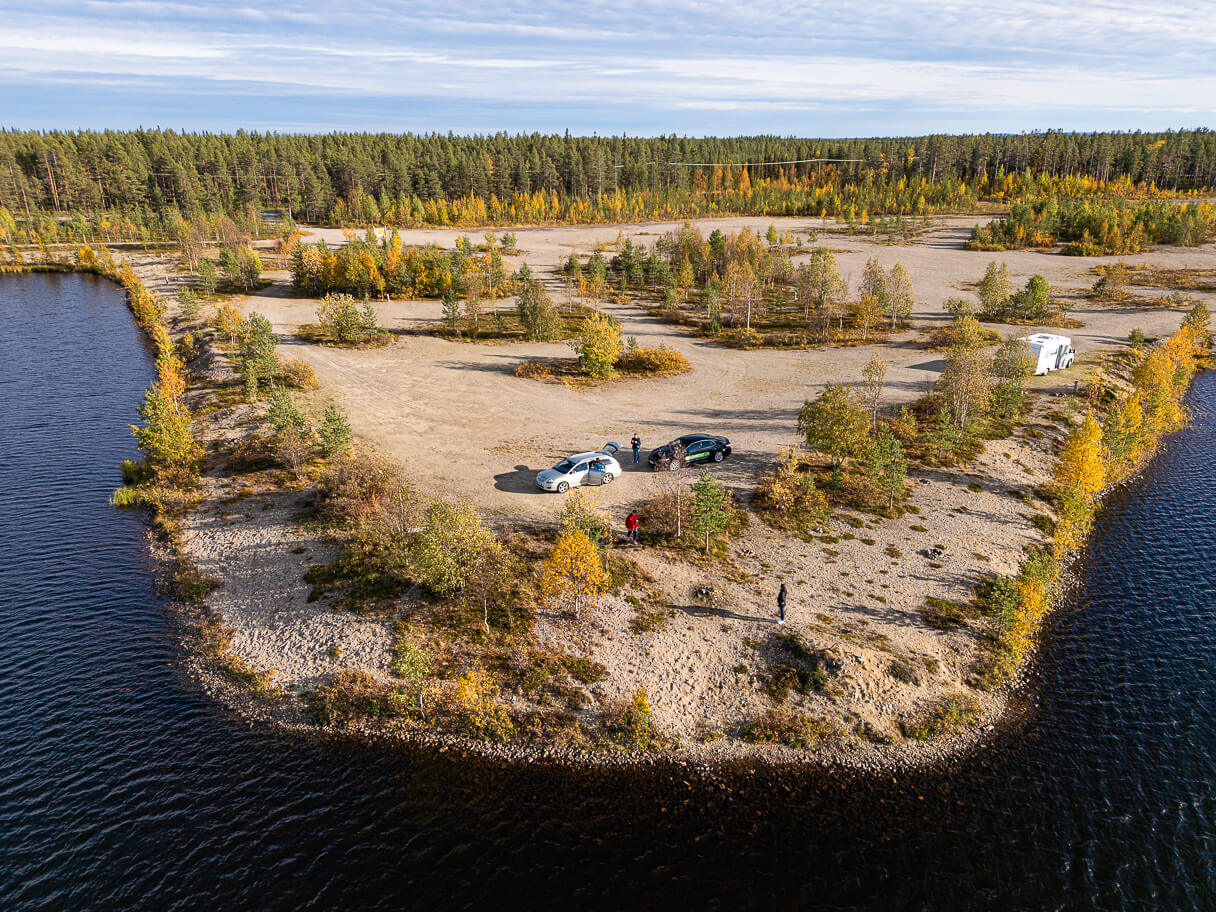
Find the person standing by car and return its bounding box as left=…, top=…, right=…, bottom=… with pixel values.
left=589, top=458, right=605, bottom=484
left=630, top=433, right=642, bottom=464
left=625, top=510, right=640, bottom=545
left=777, top=583, right=787, bottom=624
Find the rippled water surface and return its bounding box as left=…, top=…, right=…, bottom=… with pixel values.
left=1, top=273, right=1215, bottom=911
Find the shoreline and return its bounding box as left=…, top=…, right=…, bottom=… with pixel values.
left=19, top=219, right=1207, bottom=777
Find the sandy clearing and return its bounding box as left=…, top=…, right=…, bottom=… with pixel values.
left=175, top=216, right=1216, bottom=753
left=240, top=217, right=1216, bottom=526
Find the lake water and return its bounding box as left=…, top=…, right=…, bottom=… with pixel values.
left=1, top=273, right=1213, bottom=911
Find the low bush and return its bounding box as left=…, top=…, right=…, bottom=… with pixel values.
left=721, top=326, right=763, bottom=349
left=324, top=514, right=412, bottom=603
left=561, top=655, right=607, bottom=684
left=451, top=668, right=515, bottom=740
left=754, top=449, right=829, bottom=530
left=514, top=359, right=553, bottom=380
left=628, top=606, right=671, bottom=634
left=975, top=574, right=1021, bottom=625
left=600, top=687, right=674, bottom=751
left=615, top=344, right=691, bottom=376
left=277, top=355, right=319, bottom=389
left=315, top=451, right=406, bottom=524
left=763, top=663, right=828, bottom=702
left=316, top=293, right=386, bottom=345
left=225, top=434, right=277, bottom=474
left=638, top=489, right=692, bottom=541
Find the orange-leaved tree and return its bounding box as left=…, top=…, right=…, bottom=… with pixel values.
left=539, top=530, right=609, bottom=619
left=1052, top=413, right=1107, bottom=554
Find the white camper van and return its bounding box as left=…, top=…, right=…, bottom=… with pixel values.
left=1022, top=333, right=1075, bottom=375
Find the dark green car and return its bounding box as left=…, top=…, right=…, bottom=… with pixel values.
left=647, top=434, right=732, bottom=471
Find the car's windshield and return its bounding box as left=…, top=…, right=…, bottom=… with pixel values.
left=552, top=458, right=575, bottom=473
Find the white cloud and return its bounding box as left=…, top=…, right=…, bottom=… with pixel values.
left=0, top=0, right=1212, bottom=129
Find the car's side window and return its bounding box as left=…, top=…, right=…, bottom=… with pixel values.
left=573, top=461, right=589, bottom=473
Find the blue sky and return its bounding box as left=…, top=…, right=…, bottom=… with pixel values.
left=1, top=0, right=1212, bottom=134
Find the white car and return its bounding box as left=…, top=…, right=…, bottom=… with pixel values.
left=536, top=443, right=623, bottom=493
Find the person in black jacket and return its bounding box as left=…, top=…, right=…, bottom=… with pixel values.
left=777, top=583, right=787, bottom=624
left=630, top=433, right=642, bottom=464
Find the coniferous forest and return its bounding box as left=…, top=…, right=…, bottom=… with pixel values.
left=2, top=129, right=1215, bottom=242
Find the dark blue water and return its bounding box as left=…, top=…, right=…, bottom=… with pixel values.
left=1, top=273, right=1215, bottom=911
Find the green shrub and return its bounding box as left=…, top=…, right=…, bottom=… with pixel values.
left=764, top=663, right=828, bottom=702
left=318, top=403, right=354, bottom=457
left=267, top=388, right=309, bottom=434
left=561, top=656, right=607, bottom=684
left=975, top=575, right=1021, bottom=625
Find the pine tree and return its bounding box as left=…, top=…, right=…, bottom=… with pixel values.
left=690, top=469, right=730, bottom=551
left=319, top=403, right=353, bottom=456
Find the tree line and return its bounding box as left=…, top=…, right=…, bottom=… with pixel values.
left=2, top=129, right=1215, bottom=234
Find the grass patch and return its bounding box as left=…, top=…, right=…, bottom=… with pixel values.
left=740, top=709, right=842, bottom=749
left=901, top=693, right=982, bottom=740
left=763, top=663, right=829, bottom=702
left=629, top=606, right=671, bottom=634
left=305, top=668, right=407, bottom=723
left=920, top=597, right=982, bottom=630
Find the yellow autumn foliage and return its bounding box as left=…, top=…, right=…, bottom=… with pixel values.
left=1054, top=414, right=1107, bottom=503
left=539, top=530, right=609, bottom=617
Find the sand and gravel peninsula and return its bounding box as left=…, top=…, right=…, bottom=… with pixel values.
left=127, top=214, right=1214, bottom=771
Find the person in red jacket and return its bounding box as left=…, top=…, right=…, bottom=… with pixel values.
left=625, top=510, right=640, bottom=545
